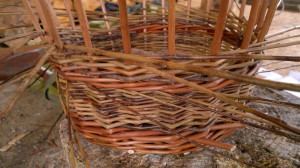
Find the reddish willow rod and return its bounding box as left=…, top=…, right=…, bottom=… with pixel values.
left=90, top=85, right=261, bottom=168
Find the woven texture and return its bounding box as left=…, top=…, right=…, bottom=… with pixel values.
left=24, top=0, right=272, bottom=154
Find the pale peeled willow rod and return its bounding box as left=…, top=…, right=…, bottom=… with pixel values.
left=99, top=0, right=115, bottom=49
left=162, top=0, right=167, bottom=44
left=168, top=0, right=176, bottom=56
left=64, top=45, right=300, bottom=92
left=257, top=0, right=279, bottom=42
left=220, top=39, right=300, bottom=55
left=187, top=0, right=191, bottom=18
left=63, top=0, right=76, bottom=29
left=239, top=0, right=246, bottom=19
left=241, top=0, right=261, bottom=49
left=254, top=0, right=263, bottom=27
left=0, top=45, right=56, bottom=119
left=44, top=0, right=60, bottom=27
left=142, top=0, right=147, bottom=33
left=256, top=0, right=269, bottom=31
left=251, top=33, right=300, bottom=47
left=162, top=0, right=166, bottom=23
left=210, top=0, right=230, bottom=55
left=73, top=0, right=97, bottom=71
left=38, top=0, right=63, bottom=49
left=73, top=0, right=93, bottom=48
left=118, top=0, right=131, bottom=54
left=206, top=0, right=212, bottom=12
left=266, top=25, right=300, bottom=39
left=142, top=0, right=147, bottom=47
left=186, top=0, right=191, bottom=27
left=99, top=0, right=112, bottom=35
left=21, top=0, right=46, bottom=42
left=33, top=0, right=53, bottom=43
left=183, top=0, right=191, bottom=45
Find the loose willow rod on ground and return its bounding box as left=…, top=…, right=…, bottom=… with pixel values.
left=0, top=45, right=55, bottom=119
left=90, top=85, right=260, bottom=168
left=64, top=45, right=300, bottom=92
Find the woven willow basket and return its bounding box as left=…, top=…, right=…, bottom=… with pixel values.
left=20, top=0, right=284, bottom=154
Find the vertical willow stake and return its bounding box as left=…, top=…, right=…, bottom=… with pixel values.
left=257, top=0, right=279, bottom=42
left=210, top=0, right=230, bottom=55
left=74, top=0, right=93, bottom=48
left=63, top=0, right=76, bottom=29
left=239, top=0, right=246, bottom=19
left=74, top=0, right=96, bottom=71
left=118, top=0, right=131, bottom=54
left=168, top=0, right=176, bottom=56
left=21, top=0, right=46, bottom=42
left=241, top=0, right=262, bottom=49
left=38, top=0, right=63, bottom=49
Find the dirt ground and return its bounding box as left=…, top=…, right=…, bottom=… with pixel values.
left=0, top=83, right=66, bottom=168
left=0, top=2, right=300, bottom=168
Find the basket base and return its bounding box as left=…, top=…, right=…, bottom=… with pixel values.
left=60, top=119, right=220, bottom=168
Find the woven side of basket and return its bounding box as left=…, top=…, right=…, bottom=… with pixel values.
left=21, top=0, right=281, bottom=154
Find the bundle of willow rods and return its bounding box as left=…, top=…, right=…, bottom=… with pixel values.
left=1, top=0, right=300, bottom=164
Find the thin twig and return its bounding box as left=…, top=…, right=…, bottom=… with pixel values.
left=27, top=65, right=51, bottom=88
left=44, top=111, right=64, bottom=141
left=0, top=45, right=55, bottom=119
left=266, top=25, right=300, bottom=39
left=257, top=65, right=300, bottom=73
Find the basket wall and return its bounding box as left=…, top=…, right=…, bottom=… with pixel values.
left=26, top=0, right=267, bottom=154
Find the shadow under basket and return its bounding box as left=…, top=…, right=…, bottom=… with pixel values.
left=41, top=1, right=263, bottom=154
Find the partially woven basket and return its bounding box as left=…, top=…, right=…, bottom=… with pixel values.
left=22, top=0, right=277, bottom=154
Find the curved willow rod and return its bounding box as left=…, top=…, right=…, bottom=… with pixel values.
left=63, top=45, right=300, bottom=135
left=64, top=45, right=300, bottom=92
left=90, top=85, right=260, bottom=168
left=142, top=66, right=300, bottom=135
